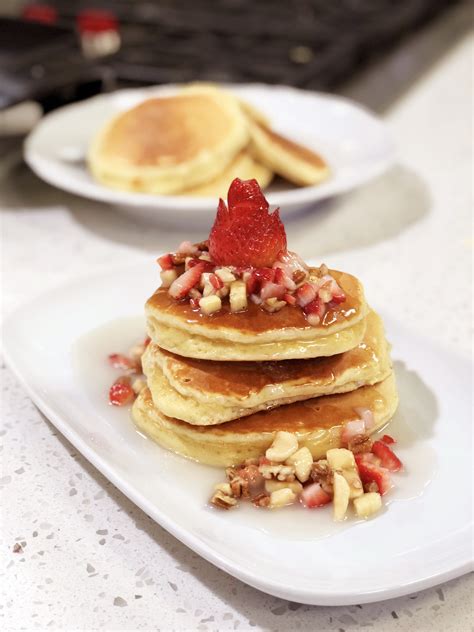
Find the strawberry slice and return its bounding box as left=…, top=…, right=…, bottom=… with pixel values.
left=355, top=455, right=393, bottom=495
left=169, top=262, right=206, bottom=300
left=208, top=179, right=287, bottom=268
left=109, top=376, right=135, bottom=406
left=381, top=434, right=396, bottom=444
left=209, top=273, right=224, bottom=290
left=301, top=483, right=332, bottom=508
left=372, top=441, right=403, bottom=472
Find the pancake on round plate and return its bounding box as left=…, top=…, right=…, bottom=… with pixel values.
left=146, top=269, right=368, bottom=361
left=143, top=310, right=391, bottom=425
left=88, top=86, right=249, bottom=194
left=179, top=151, right=273, bottom=198
left=248, top=120, right=330, bottom=187
left=132, top=373, right=398, bottom=467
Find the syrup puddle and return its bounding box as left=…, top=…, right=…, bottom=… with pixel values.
left=73, top=317, right=438, bottom=542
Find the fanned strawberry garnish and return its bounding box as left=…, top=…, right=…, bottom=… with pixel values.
left=208, top=178, right=287, bottom=268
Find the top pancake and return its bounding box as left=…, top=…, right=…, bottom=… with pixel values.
left=146, top=269, right=369, bottom=361
left=88, top=86, right=249, bottom=194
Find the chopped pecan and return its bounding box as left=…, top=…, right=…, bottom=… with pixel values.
left=194, top=240, right=209, bottom=251
left=252, top=493, right=270, bottom=508
left=259, top=463, right=295, bottom=482
left=292, top=270, right=307, bottom=286
left=311, top=459, right=333, bottom=494
left=210, top=489, right=237, bottom=510
left=319, top=263, right=329, bottom=276
left=348, top=437, right=373, bottom=454
left=170, top=252, right=187, bottom=265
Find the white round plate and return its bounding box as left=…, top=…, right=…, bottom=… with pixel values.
left=2, top=261, right=472, bottom=605
left=24, top=84, right=396, bottom=223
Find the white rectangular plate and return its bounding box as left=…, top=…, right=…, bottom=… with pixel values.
left=2, top=262, right=472, bottom=605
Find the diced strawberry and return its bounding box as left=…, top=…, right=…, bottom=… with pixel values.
left=304, top=296, right=326, bottom=320
left=274, top=266, right=296, bottom=291
left=283, top=293, right=296, bottom=305
left=259, top=456, right=271, bottom=466
left=372, top=441, right=403, bottom=472
left=189, top=297, right=201, bottom=310
left=109, top=377, right=135, bottom=406
left=169, top=262, right=206, bottom=300
left=187, top=257, right=214, bottom=271
left=108, top=353, right=137, bottom=371
left=331, top=292, right=346, bottom=304
left=381, top=434, right=396, bottom=444
left=143, top=336, right=151, bottom=347
left=260, top=281, right=286, bottom=301
left=355, top=406, right=375, bottom=431
left=355, top=456, right=393, bottom=495
left=295, top=283, right=316, bottom=307
left=341, top=419, right=366, bottom=446
left=208, top=179, right=287, bottom=268
left=300, top=483, right=332, bottom=508
left=157, top=253, right=174, bottom=270
left=209, top=273, right=224, bottom=290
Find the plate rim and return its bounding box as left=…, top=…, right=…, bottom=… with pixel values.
left=2, top=263, right=472, bottom=606
left=23, top=82, right=396, bottom=212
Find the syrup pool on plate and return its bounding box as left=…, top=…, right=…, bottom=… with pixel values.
left=72, top=317, right=437, bottom=541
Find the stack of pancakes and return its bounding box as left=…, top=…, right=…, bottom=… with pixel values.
left=88, top=84, right=330, bottom=196
left=132, top=270, right=398, bottom=467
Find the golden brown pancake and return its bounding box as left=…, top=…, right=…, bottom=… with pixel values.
left=132, top=373, right=398, bottom=467
left=146, top=270, right=368, bottom=361
left=143, top=310, right=392, bottom=425
left=179, top=151, right=273, bottom=197
left=88, top=86, right=249, bottom=194
left=248, top=121, right=330, bottom=187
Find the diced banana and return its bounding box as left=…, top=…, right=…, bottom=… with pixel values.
left=215, top=267, right=236, bottom=284
left=202, top=282, right=215, bottom=297
left=269, top=487, right=296, bottom=509
left=229, top=281, right=248, bottom=312
left=333, top=472, right=350, bottom=521
left=199, top=295, right=222, bottom=315
left=327, top=448, right=364, bottom=499
left=263, top=297, right=286, bottom=312
left=160, top=269, right=178, bottom=287
left=353, top=492, right=382, bottom=518
left=266, top=431, right=299, bottom=463
left=286, top=447, right=313, bottom=483
left=265, top=479, right=303, bottom=494
left=131, top=378, right=146, bottom=394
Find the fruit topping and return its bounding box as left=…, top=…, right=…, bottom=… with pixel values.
left=109, top=376, right=135, bottom=406
left=210, top=426, right=404, bottom=518
left=158, top=178, right=346, bottom=323
left=209, top=179, right=287, bottom=268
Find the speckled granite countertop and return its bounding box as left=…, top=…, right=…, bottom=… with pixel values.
left=1, top=6, right=472, bottom=631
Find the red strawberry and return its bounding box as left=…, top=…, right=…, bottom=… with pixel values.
left=381, top=434, right=395, bottom=444
left=301, top=483, right=332, bottom=508
left=209, top=273, right=224, bottom=290
left=109, top=376, right=135, bottom=406
left=169, top=262, right=206, bottom=300
left=157, top=253, right=174, bottom=270
left=108, top=353, right=137, bottom=371
left=295, top=283, right=316, bottom=307
left=143, top=336, right=151, bottom=347
left=372, top=441, right=403, bottom=472
left=355, top=455, right=393, bottom=495
left=208, top=179, right=287, bottom=268
left=227, top=177, right=269, bottom=211
left=340, top=419, right=366, bottom=446
left=304, top=296, right=326, bottom=319
left=283, top=293, right=296, bottom=305
left=260, top=281, right=286, bottom=301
